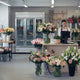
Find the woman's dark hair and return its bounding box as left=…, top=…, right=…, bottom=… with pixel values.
left=61, top=20, right=66, bottom=23
left=61, top=20, right=66, bottom=27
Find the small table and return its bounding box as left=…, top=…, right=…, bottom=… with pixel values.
left=0, top=40, right=14, bottom=61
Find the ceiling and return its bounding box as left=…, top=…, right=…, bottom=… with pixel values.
left=0, top=0, right=80, bottom=7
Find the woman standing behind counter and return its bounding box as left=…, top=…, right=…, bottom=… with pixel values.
left=58, top=20, right=70, bottom=44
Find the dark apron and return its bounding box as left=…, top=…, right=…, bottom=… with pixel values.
left=61, top=29, right=70, bottom=44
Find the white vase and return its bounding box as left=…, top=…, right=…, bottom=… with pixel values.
left=70, top=23, right=72, bottom=29
left=49, top=33, right=55, bottom=43
left=6, top=35, right=10, bottom=41
left=1, top=34, right=6, bottom=41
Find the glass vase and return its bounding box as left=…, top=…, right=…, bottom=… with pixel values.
left=54, top=66, right=61, bottom=77
left=43, top=33, right=50, bottom=43
left=1, top=33, right=6, bottom=41
left=6, top=35, right=10, bottom=41
left=35, top=63, right=42, bottom=76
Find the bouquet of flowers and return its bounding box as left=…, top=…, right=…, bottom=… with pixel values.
left=31, top=38, right=43, bottom=49
left=61, top=46, right=80, bottom=66
left=0, top=28, right=4, bottom=33
left=29, top=50, right=45, bottom=75
left=3, top=27, right=14, bottom=35
left=38, top=23, right=56, bottom=34
left=67, top=18, right=74, bottom=23
left=45, top=55, right=66, bottom=77
left=29, top=50, right=45, bottom=63
left=0, top=47, right=11, bottom=53
left=46, top=56, right=66, bottom=67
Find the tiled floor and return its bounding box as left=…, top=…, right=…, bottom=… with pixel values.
left=0, top=54, right=80, bottom=80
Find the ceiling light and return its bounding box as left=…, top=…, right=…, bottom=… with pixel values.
left=78, top=5, right=80, bottom=7
left=51, top=5, right=54, bottom=8
left=51, top=0, right=54, bottom=4
left=24, top=5, right=28, bottom=8
left=0, top=1, right=10, bottom=6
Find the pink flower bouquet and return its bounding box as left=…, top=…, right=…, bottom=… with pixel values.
left=31, top=38, right=43, bottom=49
left=46, top=56, right=66, bottom=68
left=29, top=50, right=45, bottom=63
left=38, top=23, right=56, bottom=34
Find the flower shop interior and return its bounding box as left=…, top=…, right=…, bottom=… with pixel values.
left=1, top=0, right=80, bottom=80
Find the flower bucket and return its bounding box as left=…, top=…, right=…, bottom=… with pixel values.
left=68, top=65, right=76, bottom=76
left=1, top=34, right=6, bottom=41
left=35, top=63, right=42, bottom=76
left=6, top=35, right=10, bottom=41
left=54, top=66, right=61, bottom=77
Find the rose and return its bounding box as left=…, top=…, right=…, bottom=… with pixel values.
left=30, top=55, right=34, bottom=60
left=61, top=61, right=66, bottom=66
left=36, top=52, right=40, bottom=56
left=41, top=56, right=45, bottom=61
left=52, top=61, right=56, bottom=65
left=68, top=59, right=72, bottom=64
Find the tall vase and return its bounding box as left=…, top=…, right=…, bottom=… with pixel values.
left=68, top=65, right=76, bottom=76
left=35, top=63, right=42, bottom=76
left=1, top=34, right=6, bottom=41
left=50, top=33, right=55, bottom=43
left=54, top=66, right=61, bottom=77
left=43, top=33, right=50, bottom=43
left=6, top=35, right=10, bottom=41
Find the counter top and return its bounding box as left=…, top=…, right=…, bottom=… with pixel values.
left=0, top=40, right=14, bottom=43
left=42, top=43, right=78, bottom=46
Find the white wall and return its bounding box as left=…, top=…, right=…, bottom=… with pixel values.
left=0, top=4, right=8, bottom=28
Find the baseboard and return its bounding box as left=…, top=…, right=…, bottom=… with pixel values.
left=12, top=52, right=31, bottom=54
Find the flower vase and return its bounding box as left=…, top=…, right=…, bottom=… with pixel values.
left=35, top=63, right=42, bottom=76
left=43, top=33, right=50, bottom=43
left=54, top=66, right=61, bottom=77
left=68, top=65, right=76, bottom=76
left=50, top=33, right=55, bottom=43
left=70, top=23, right=72, bottom=29
left=1, top=34, right=6, bottom=41
left=6, top=35, right=10, bottom=41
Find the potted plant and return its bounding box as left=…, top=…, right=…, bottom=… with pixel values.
left=61, top=46, right=80, bottom=76
left=46, top=56, right=66, bottom=77
left=54, top=35, right=61, bottom=44
left=29, top=51, right=45, bottom=76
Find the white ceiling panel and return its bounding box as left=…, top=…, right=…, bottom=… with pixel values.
left=0, top=0, right=79, bottom=7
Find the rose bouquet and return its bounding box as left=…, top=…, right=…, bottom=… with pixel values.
left=29, top=51, right=45, bottom=63
left=31, top=38, right=43, bottom=49
left=45, top=55, right=66, bottom=77
left=29, top=50, right=45, bottom=75
left=46, top=56, right=66, bottom=68
left=67, top=18, right=74, bottom=23
left=38, top=23, right=56, bottom=34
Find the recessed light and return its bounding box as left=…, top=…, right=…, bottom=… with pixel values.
left=24, top=5, right=28, bottom=8
left=78, top=6, right=80, bottom=7
left=51, top=5, right=54, bottom=8
left=0, top=1, right=10, bottom=6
